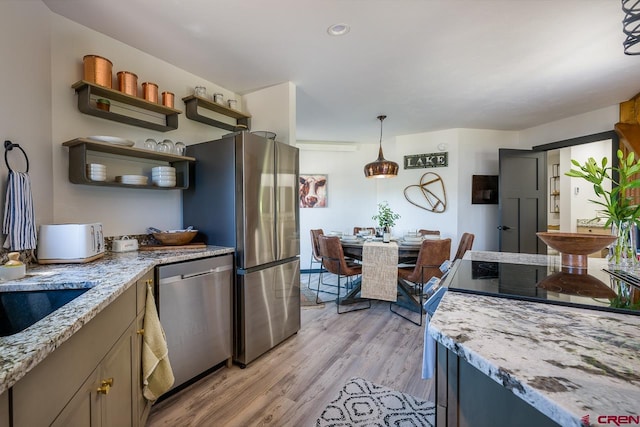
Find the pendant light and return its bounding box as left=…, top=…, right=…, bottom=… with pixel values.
left=364, top=115, right=399, bottom=178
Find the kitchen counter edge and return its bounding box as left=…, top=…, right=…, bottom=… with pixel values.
left=429, top=251, right=640, bottom=427
left=0, top=246, right=234, bottom=395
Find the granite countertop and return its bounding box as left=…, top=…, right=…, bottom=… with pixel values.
left=429, top=251, right=640, bottom=427
left=576, top=218, right=609, bottom=228
left=0, top=246, right=234, bottom=395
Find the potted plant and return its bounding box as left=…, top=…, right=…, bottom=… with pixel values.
left=372, top=201, right=401, bottom=240
left=566, top=149, right=640, bottom=268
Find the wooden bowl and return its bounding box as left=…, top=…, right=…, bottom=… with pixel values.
left=536, top=232, right=617, bottom=269
left=152, top=230, right=198, bottom=246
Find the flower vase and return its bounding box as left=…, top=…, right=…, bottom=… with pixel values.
left=608, top=220, right=637, bottom=269
left=383, top=226, right=391, bottom=243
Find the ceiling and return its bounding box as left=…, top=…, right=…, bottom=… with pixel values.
left=42, top=0, right=640, bottom=143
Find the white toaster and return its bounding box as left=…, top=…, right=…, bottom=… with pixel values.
left=37, top=223, right=105, bottom=264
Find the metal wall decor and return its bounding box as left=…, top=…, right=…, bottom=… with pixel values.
left=403, top=172, right=447, bottom=213
left=404, top=152, right=448, bottom=169
left=622, top=0, right=640, bottom=55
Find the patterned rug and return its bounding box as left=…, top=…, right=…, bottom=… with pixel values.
left=316, top=377, right=435, bottom=426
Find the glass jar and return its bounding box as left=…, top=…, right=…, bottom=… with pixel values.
left=174, top=141, right=186, bottom=156
left=195, top=86, right=207, bottom=98
left=143, top=138, right=157, bottom=151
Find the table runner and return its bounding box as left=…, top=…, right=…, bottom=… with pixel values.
left=361, top=241, right=398, bottom=302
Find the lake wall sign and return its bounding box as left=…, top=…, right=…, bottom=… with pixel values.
left=404, top=152, right=448, bottom=169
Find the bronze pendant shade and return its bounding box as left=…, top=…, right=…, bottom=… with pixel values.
left=364, top=115, right=399, bottom=178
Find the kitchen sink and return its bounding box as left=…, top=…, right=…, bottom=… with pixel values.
left=0, top=288, right=90, bottom=336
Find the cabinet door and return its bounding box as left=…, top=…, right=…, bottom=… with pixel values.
left=101, top=323, right=135, bottom=427
left=51, top=368, right=101, bottom=427
left=0, top=391, right=9, bottom=427
left=135, top=313, right=152, bottom=425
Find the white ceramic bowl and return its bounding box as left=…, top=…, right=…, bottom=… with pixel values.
left=86, top=163, right=106, bottom=170
left=153, top=180, right=176, bottom=188
left=152, top=166, right=175, bottom=174
left=152, top=178, right=176, bottom=184
left=404, top=236, right=423, bottom=243
left=89, top=174, right=107, bottom=182
left=152, top=172, right=176, bottom=178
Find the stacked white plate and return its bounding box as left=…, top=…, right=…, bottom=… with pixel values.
left=152, top=166, right=176, bottom=187
left=86, top=163, right=106, bottom=182
left=115, top=175, right=148, bottom=185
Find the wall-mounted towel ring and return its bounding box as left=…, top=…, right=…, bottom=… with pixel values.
left=4, top=140, right=29, bottom=173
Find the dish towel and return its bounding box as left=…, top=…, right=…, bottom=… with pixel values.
left=142, top=284, right=175, bottom=401
left=361, top=241, right=398, bottom=302
left=2, top=171, right=37, bottom=250
left=422, top=286, right=448, bottom=379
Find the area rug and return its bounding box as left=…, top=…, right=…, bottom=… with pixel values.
left=301, top=284, right=325, bottom=308
left=316, top=377, right=435, bottom=426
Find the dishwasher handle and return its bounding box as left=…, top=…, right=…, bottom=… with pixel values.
left=160, top=264, right=233, bottom=284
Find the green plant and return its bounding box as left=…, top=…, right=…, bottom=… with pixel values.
left=372, top=201, right=400, bottom=230
left=566, top=149, right=640, bottom=266
left=565, top=149, right=640, bottom=226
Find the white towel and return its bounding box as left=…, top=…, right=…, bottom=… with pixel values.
left=3, top=171, right=36, bottom=250
left=142, top=284, right=175, bottom=401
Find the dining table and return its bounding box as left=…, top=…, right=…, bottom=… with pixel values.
left=339, top=237, right=427, bottom=317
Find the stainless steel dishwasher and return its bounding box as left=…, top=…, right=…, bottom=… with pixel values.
left=156, top=254, right=233, bottom=391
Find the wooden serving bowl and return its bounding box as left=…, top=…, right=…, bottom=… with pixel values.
left=152, top=230, right=198, bottom=246
left=536, top=232, right=617, bottom=269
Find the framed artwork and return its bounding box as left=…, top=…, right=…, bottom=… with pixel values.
left=299, top=174, right=327, bottom=208
left=471, top=175, right=498, bottom=204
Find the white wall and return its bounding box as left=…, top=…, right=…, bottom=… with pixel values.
left=0, top=2, right=53, bottom=237
left=46, top=13, right=295, bottom=238
left=298, top=128, right=520, bottom=267
left=520, top=105, right=619, bottom=147
left=568, top=140, right=611, bottom=230
left=244, top=82, right=296, bottom=146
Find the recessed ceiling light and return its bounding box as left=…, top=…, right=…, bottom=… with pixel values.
left=327, top=23, right=350, bottom=36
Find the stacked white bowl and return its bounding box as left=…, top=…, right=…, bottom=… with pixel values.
left=152, top=166, right=176, bottom=187
left=86, top=163, right=106, bottom=181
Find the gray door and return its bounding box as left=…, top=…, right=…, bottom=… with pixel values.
left=239, top=133, right=276, bottom=268
left=275, top=142, right=300, bottom=260
left=498, top=149, right=547, bottom=254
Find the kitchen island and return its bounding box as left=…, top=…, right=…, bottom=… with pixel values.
left=429, top=251, right=640, bottom=427
left=0, top=246, right=233, bottom=396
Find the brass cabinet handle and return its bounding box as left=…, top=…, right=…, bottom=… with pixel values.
left=145, top=279, right=153, bottom=285
left=136, top=329, right=144, bottom=335
left=97, top=378, right=114, bottom=395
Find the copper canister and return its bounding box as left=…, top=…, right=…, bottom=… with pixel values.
left=162, top=91, right=174, bottom=108
left=83, top=55, right=113, bottom=88
left=142, top=82, right=158, bottom=103
left=117, top=71, right=138, bottom=96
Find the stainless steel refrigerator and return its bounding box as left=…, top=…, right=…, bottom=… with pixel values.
left=183, top=131, right=300, bottom=367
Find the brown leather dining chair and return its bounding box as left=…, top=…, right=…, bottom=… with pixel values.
left=308, top=229, right=325, bottom=292
left=353, top=227, right=376, bottom=236
left=454, top=232, right=475, bottom=260
left=418, top=229, right=441, bottom=237
left=394, top=238, right=451, bottom=325
left=318, top=235, right=370, bottom=314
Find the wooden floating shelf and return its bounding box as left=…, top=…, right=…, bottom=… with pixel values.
left=62, top=138, right=194, bottom=190
left=72, top=80, right=182, bottom=132
left=182, top=94, right=251, bottom=131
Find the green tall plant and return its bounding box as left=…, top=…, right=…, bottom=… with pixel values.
left=565, top=149, right=640, bottom=226
left=566, top=149, right=640, bottom=267
left=372, top=201, right=400, bottom=230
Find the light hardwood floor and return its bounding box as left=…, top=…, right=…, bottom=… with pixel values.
left=147, top=273, right=434, bottom=427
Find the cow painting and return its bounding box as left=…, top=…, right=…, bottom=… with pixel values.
left=299, top=174, right=327, bottom=208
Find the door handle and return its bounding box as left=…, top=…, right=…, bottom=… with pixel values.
left=497, top=225, right=511, bottom=230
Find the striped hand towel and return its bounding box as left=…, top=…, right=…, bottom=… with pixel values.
left=3, top=171, right=37, bottom=250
